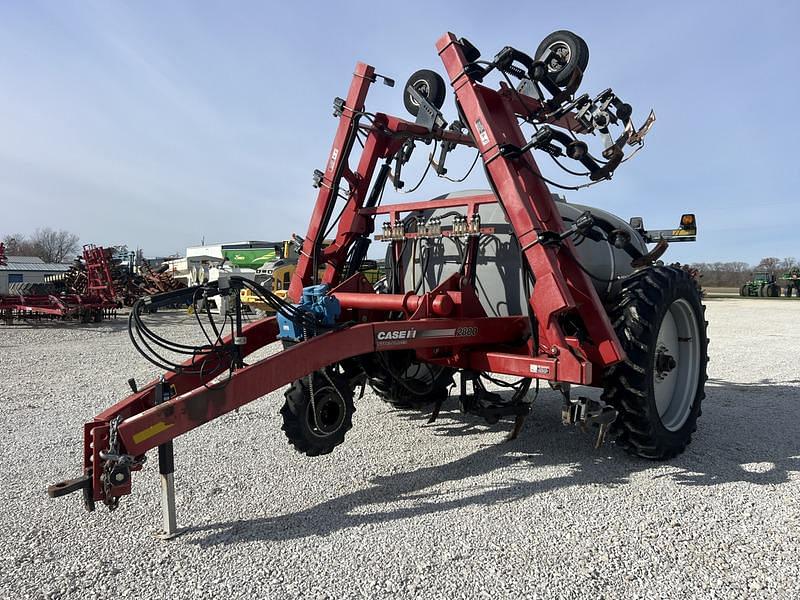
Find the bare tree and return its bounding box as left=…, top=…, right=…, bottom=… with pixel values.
left=755, top=257, right=781, bottom=273
left=778, top=257, right=797, bottom=270
left=29, top=228, right=80, bottom=263
left=1, top=234, right=38, bottom=256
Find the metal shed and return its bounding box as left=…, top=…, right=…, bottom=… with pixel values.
left=0, top=256, right=71, bottom=294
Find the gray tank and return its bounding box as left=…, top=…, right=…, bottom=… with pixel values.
left=396, top=190, right=647, bottom=317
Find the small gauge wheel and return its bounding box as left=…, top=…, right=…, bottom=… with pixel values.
left=403, top=69, right=446, bottom=116
left=535, top=30, right=589, bottom=87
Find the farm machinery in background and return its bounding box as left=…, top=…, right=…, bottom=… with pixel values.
left=0, top=244, right=186, bottom=322
left=1, top=245, right=120, bottom=322
left=49, top=31, right=708, bottom=536
left=56, top=247, right=185, bottom=306
left=739, top=271, right=782, bottom=297
left=781, top=267, right=800, bottom=297
left=240, top=237, right=384, bottom=313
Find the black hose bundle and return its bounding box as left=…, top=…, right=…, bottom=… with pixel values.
left=127, top=276, right=338, bottom=377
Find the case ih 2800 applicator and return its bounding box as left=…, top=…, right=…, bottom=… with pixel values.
left=49, top=31, right=707, bottom=535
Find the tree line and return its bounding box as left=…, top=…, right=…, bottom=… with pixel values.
left=688, top=257, right=798, bottom=288
left=2, top=229, right=81, bottom=263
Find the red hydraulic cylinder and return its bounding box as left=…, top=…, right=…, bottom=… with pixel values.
left=335, top=292, right=454, bottom=316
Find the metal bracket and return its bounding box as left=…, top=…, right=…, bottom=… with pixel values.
left=562, top=396, right=618, bottom=448
left=407, top=86, right=445, bottom=132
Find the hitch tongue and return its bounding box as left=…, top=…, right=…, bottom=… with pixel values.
left=47, top=474, right=91, bottom=498
left=47, top=472, right=95, bottom=512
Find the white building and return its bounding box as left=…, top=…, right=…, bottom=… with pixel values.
left=0, top=256, right=71, bottom=294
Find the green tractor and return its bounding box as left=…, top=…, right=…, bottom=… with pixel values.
left=781, top=267, right=800, bottom=297
left=740, top=271, right=781, bottom=297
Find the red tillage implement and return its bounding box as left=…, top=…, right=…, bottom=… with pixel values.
left=49, top=32, right=707, bottom=535
left=0, top=244, right=118, bottom=323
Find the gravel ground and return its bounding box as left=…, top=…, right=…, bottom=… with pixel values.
left=0, top=298, right=798, bottom=599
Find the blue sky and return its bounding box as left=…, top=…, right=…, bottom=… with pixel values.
left=1, top=1, right=798, bottom=264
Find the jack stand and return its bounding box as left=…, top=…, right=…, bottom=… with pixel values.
left=152, top=379, right=182, bottom=540
left=154, top=440, right=182, bottom=540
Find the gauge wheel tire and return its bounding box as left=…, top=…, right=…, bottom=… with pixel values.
left=535, top=30, right=589, bottom=87
left=601, top=266, right=708, bottom=460
left=281, top=371, right=355, bottom=457
left=403, top=69, right=446, bottom=117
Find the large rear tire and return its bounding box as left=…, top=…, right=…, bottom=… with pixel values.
left=602, top=266, right=708, bottom=460
left=364, top=351, right=454, bottom=409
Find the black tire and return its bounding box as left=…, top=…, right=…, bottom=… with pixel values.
left=786, top=286, right=793, bottom=297
left=739, top=284, right=747, bottom=297
left=280, top=371, right=354, bottom=457
left=403, top=69, right=446, bottom=117
left=535, top=30, right=589, bottom=87
left=769, top=284, right=781, bottom=297
left=364, top=351, right=454, bottom=409
left=602, top=266, right=708, bottom=460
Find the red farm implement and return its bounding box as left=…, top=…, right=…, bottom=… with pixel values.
left=0, top=244, right=119, bottom=323
left=49, top=31, right=708, bottom=535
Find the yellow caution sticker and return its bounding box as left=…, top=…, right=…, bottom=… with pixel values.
left=132, top=421, right=175, bottom=444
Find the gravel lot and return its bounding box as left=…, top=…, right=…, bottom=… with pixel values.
left=1, top=298, right=798, bottom=599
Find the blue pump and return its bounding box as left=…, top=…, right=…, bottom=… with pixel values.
left=277, top=284, right=341, bottom=341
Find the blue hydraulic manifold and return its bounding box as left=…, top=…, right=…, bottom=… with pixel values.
left=276, top=284, right=340, bottom=341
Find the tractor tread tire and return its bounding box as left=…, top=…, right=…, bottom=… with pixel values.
left=280, top=372, right=354, bottom=457
left=602, top=266, right=708, bottom=460
left=365, top=354, right=455, bottom=409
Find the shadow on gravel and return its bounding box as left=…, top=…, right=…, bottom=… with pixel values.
left=190, top=379, right=800, bottom=547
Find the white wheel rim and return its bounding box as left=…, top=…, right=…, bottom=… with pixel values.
left=545, top=41, right=571, bottom=73
left=653, top=298, right=701, bottom=431
left=409, top=79, right=430, bottom=108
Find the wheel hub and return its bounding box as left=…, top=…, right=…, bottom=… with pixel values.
left=545, top=41, right=571, bottom=72
left=655, top=345, right=677, bottom=380
left=410, top=79, right=430, bottom=107
left=309, top=390, right=346, bottom=436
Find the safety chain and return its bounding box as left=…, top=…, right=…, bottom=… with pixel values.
left=99, top=415, right=147, bottom=510
left=302, top=326, right=322, bottom=433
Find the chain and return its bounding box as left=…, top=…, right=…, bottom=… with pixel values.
left=100, top=416, right=122, bottom=510
left=302, top=326, right=322, bottom=433
left=99, top=415, right=146, bottom=511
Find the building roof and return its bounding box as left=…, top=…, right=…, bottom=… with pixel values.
left=0, top=261, right=71, bottom=272
left=5, top=255, right=44, bottom=264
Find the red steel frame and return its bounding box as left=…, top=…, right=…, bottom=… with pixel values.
left=55, top=33, right=629, bottom=508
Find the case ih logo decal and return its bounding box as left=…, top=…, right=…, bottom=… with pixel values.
left=375, top=327, right=478, bottom=347
left=376, top=329, right=418, bottom=341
